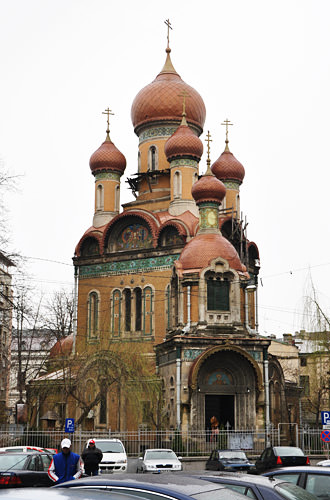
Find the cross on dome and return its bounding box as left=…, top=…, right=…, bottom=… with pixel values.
left=164, top=19, right=173, bottom=49
left=102, top=107, right=114, bottom=140
left=221, top=118, right=233, bottom=151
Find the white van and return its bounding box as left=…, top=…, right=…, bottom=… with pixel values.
left=86, top=438, right=127, bottom=473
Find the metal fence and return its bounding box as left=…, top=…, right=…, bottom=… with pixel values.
left=0, top=427, right=328, bottom=457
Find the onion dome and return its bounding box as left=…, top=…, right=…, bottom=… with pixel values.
left=165, top=112, right=203, bottom=161
left=131, top=48, right=206, bottom=134
left=191, top=167, right=226, bottom=205
left=178, top=233, right=246, bottom=272
left=89, top=130, right=126, bottom=176
left=211, top=139, right=245, bottom=183
left=49, top=335, right=73, bottom=358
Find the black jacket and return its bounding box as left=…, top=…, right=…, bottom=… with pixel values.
left=81, top=446, right=103, bottom=470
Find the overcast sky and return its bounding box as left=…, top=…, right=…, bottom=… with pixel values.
left=1, top=0, right=329, bottom=336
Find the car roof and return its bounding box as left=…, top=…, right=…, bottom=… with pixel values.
left=195, top=471, right=290, bottom=488
left=264, top=466, right=330, bottom=473
left=144, top=448, right=175, bottom=452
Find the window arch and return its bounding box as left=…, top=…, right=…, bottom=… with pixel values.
left=123, top=288, right=131, bottom=332
left=88, top=291, right=99, bottom=339
left=111, top=289, right=122, bottom=337
left=138, top=151, right=141, bottom=172
left=148, top=146, right=158, bottom=171
left=115, top=185, right=120, bottom=212
left=165, top=284, right=171, bottom=330
left=134, top=287, right=142, bottom=331
left=173, top=171, right=182, bottom=199
left=99, top=384, right=107, bottom=425
left=96, top=184, right=104, bottom=211
left=143, top=286, right=153, bottom=335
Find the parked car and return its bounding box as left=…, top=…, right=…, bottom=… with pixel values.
left=205, top=449, right=254, bottom=472
left=0, top=446, right=45, bottom=453
left=0, top=451, right=53, bottom=487
left=263, top=465, right=330, bottom=499
left=137, top=448, right=182, bottom=473
left=316, top=459, right=330, bottom=466
left=85, top=438, right=127, bottom=473
left=192, top=471, right=317, bottom=500
left=54, top=473, right=247, bottom=500
left=255, top=446, right=310, bottom=473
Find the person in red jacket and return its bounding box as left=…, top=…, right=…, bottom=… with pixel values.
left=48, top=438, right=83, bottom=484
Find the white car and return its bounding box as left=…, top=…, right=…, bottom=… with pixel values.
left=317, top=459, right=330, bottom=466
left=85, top=438, right=127, bottom=473
left=137, top=448, right=182, bottom=473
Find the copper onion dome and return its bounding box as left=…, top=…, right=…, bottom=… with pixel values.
left=131, top=48, right=206, bottom=134
left=191, top=168, right=226, bottom=205
left=165, top=116, right=203, bottom=161
left=89, top=135, right=126, bottom=175
left=211, top=148, right=245, bottom=183
left=178, top=233, right=246, bottom=272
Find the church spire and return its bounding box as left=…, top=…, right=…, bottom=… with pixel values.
left=160, top=19, right=177, bottom=74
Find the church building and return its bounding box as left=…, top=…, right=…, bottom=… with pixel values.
left=70, top=29, right=299, bottom=434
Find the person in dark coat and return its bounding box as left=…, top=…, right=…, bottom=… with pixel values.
left=48, top=438, right=83, bottom=484
left=81, top=439, right=103, bottom=476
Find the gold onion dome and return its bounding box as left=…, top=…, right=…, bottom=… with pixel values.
left=191, top=168, right=226, bottom=205
left=89, top=135, right=127, bottom=175
left=131, top=48, right=206, bottom=134
left=211, top=146, right=245, bottom=183
left=164, top=120, right=203, bottom=161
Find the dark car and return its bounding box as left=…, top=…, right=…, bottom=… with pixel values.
left=263, top=465, right=330, bottom=499
left=0, top=451, right=53, bottom=487
left=205, top=449, right=254, bottom=472
left=54, top=473, right=247, bottom=500
left=192, top=471, right=317, bottom=500
left=255, top=446, right=310, bottom=473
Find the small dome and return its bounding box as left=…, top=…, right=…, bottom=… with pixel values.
left=178, top=233, right=245, bottom=272
left=49, top=335, right=73, bottom=358
left=211, top=150, right=245, bottom=183
left=131, top=49, right=206, bottom=134
left=90, top=138, right=126, bottom=175
left=191, top=173, right=226, bottom=205
left=165, top=123, right=203, bottom=161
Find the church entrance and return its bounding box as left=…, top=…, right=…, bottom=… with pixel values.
left=205, top=394, right=235, bottom=431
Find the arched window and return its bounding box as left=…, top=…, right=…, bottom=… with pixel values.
left=96, top=184, right=104, bottom=211
left=173, top=171, right=181, bottom=199
left=134, top=287, right=142, bottom=331
left=165, top=284, right=171, bottom=330
left=111, top=290, right=121, bottom=337
left=99, top=385, right=107, bottom=425
left=207, top=278, right=230, bottom=311
left=115, top=185, right=120, bottom=212
left=171, top=277, right=179, bottom=328
left=88, top=292, right=99, bottom=338
left=138, top=151, right=141, bottom=172
left=123, top=289, right=131, bottom=332
left=148, top=146, right=158, bottom=171
left=143, top=286, right=153, bottom=336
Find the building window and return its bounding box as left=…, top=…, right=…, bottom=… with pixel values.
left=96, top=184, right=104, bottom=210
left=165, top=284, right=171, bottom=330
left=111, top=290, right=121, bottom=336
left=123, top=289, right=131, bottom=332
left=300, top=356, right=307, bottom=367
left=115, top=185, right=120, bottom=212
left=148, top=146, right=158, bottom=171
left=300, top=375, right=310, bottom=396
left=207, top=278, right=230, bottom=311
left=99, top=388, right=107, bottom=425
left=138, top=151, right=141, bottom=172
left=173, top=171, right=181, bottom=199
left=143, top=286, right=153, bottom=336
left=88, top=292, right=99, bottom=338
left=134, top=288, right=142, bottom=331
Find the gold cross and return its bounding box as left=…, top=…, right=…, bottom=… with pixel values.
left=102, top=107, right=114, bottom=130
left=178, top=90, right=190, bottom=115
left=164, top=19, right=172, bottom=48
left=221, top=118, right=233, bottom=142
left=205, top=130, right=212, bottom=160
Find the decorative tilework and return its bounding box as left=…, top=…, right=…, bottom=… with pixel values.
left=95, top=172, right=120, bottom=181
left=139, top=126, right=177, bottom=143
left=170, top=159, right=197, bottom=168
left=224, top=181, right=240, bottom=190
left=80, top=254, right=180, bottom=278
left=246, top=350, right=262, bottom=361
left=199, top=203, right=219, bottom=229
left=183, top=349, right=204, bottom=361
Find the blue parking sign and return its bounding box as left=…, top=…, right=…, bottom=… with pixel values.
left=321, top=411, right=330, bottom=425
left=65, top=418, right=75, bottom=433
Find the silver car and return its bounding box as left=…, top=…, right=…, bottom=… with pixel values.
left=137, top=448, right=182, bottom=473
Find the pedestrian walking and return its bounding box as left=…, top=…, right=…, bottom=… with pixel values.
left=81, top=439, right=103, bottom=476
left=48, top=438, right=83, bottom=484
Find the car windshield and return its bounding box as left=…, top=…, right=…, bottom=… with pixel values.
left=275, top=482, right=317, bottom=500
left=96, top=442, right=124, bottom=453
left=145, top=450, right=177, bottom=460
left=274, top=447, right=304, bottom=457
left=219, top=451, right=247, bottom=459
left=0, top=454, right=27, bottom=470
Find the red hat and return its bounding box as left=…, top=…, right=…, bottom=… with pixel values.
left=89, top=439, right=95, bottom=445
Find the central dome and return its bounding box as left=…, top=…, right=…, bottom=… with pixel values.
left=131, top=49, right=206, bottom=135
